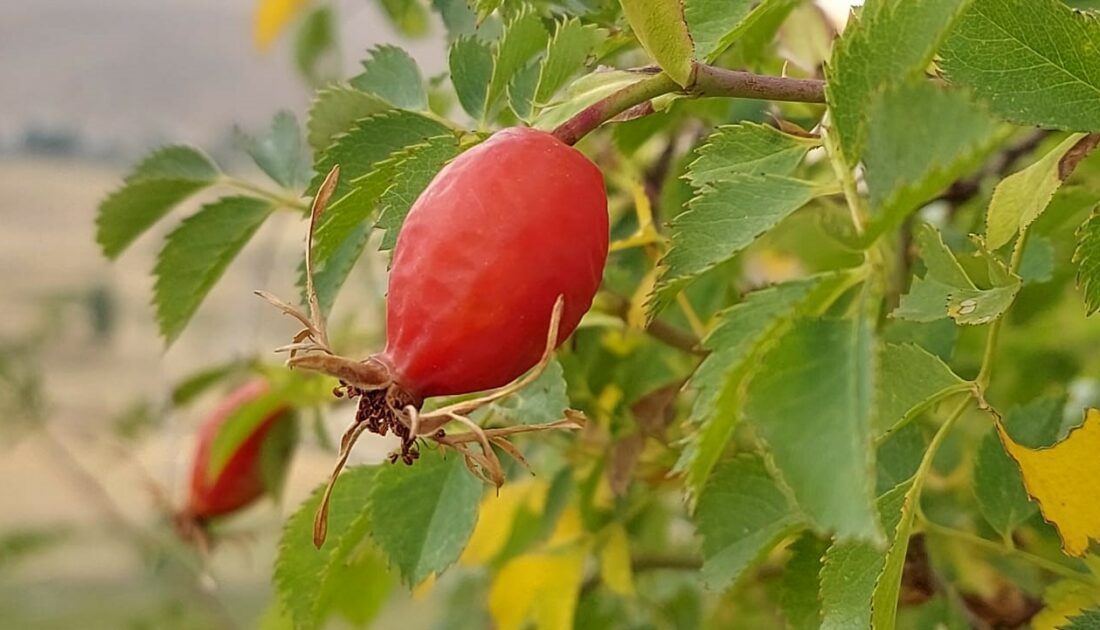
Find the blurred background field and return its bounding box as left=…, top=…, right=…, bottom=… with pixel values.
left=0, top=1, right=855, bottom=627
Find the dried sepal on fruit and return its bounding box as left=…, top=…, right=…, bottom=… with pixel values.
left=257, top=128, right=608, bottom=546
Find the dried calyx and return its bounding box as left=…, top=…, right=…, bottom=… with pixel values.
left=256, top=165, right=585, bottom=548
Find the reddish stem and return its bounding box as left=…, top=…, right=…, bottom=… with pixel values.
left=551, top=63, right=826, bottom=146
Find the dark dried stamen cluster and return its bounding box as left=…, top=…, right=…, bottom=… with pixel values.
left=337, top=382, right=424, bottom=466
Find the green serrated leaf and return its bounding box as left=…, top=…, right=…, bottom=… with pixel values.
left=684, top=0, right=785, bottom=62
left=895, top=223, right=1022, bottom=325
left=304, top=222, right=371, bottom=317
left=620, top=0, right=695, bottom=87
left=1074, top=209, right=1100, bottom=314
left=974, top=397, right=1064, bottom=537
left=780, top=533, right=828, bottom=630
left=351, top=45, right=428, bottom=111
left=863, top=80, right=1002, bottom=237
left=686, top=123, right=818, bottom=187
left=654, top=175, right=820, bottom=313
left=1020, top=235, right=1055, bottom=285
left=295, top=5, right=338, bottom=86
left=450, top=36, right=494, bottom=119
left=244, top=110, right=312, bottom=189
left=941, top=0, right=1100, bottom=132
left=875, top=343, right=968, bottom=435
left=695, top=454, right=803, bottom=591
left=275, top=466, right=394, bottom=629
left=306, top=85, right=391, bottom=152
left=485, top=9, right=549, bottom=119
left=311, top=109, right=451, bottom=199
left=745, top=316, right=880, bottom=541
left=876, top=422, right=929, bottom=495
left=676, top=275, right=845, bottom=499
left=368, top=449, right=483, bottom=586
left=153, top=196, right=273, bottom=343
left=376, top=134, right=464, bottom=249
left=487, top=358, right=569, bottom=425
left=819, top=481, right=908, bottom=630
left=1063, top=607, right=1100, bottom=629
left=987, top=134, right=1095, bottom=250
left=507, top=59, right=541, bottom=121
left=533, top=19, right=605, bottom=106
left=826, top=0, right=973, bottom=163
left=96, top=146, right=220, bottom=259
left=882, top=319, right=958, bottom=362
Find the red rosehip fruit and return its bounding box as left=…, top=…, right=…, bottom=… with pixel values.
left=379, top=126, right=608, bottom=398
left=183, top=379, right=293, bottom=521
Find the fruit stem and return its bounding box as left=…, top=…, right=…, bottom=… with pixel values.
left=551, top=63, right=826, bottom=146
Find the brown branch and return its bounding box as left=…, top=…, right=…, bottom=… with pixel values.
left=552, top=63, right=825, bottom=146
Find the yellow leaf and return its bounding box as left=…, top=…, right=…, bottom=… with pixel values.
left=460, top=480, right=548, bottom=566
left=488, top=543, right=589, bottom=630
left=599, top=524, right=635, bottom=595
left=997, top=408, right=1100, bottom=556
left=1032, top=579, right=1100, bottom=630
left=254, top=0, right=310, bottom=50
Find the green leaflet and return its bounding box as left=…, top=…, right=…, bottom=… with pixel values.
left=685, top=123, right=819, bottom=186
left=826, top=0, right=973, bottom=163
left=96, top=145, right=220, bottom=259
left=675, top=274, right=850, bottom=500
left=744, top=315, right=880, bottom=541
left=534, top=19, right=605, bottom=106
left=368, top=449, right=483, bottom=586
left=863, top=80, right=1002, bottom=238
left=875, top=343, right=968, bottom=435
left=620, top=0, right=695, bottom=86
left=780, top=533, right=828, bottom=630
left=274, top=467, right=394, bottom=629
left=299, top=222, right=370, bottom=317
left=875, top=422, right=929, bottom=495
left=695, top=454, right=803, bottom=591
left=484, top=9, right=549, bottom=120
left=1063, top=608, right=1100, bottom=629
left=683, top=0, right=788, bottom=62
left=485, top=358, right=569, bottom=425
left=152, top=196, right=274, bottom=344
left=653, top=174, right=820, bottom=314
left=895, top=223, right=1022, bottom=325
left=350, top=45, right=428, bottom=111
left=1074, top=209, right=1100, bottom=314
left=241, top=110, right=311, bottom=189
left=306, top=85, right=390, bottom=153
left=450, top=36, right=493, bottom=119
left=819, top=482, right=909, bottom=630
left=375, top=135, right=464, bottom=249
left=986, top=133, right=1096, bottom=250
left=941, top=0, right=1100, bottom=132
left=310, top=109, right=451, bottom=200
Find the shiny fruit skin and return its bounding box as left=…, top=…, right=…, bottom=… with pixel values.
left=186, top=379, right=290, bottom=520
left=381, top=127, right=608, bottom=398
